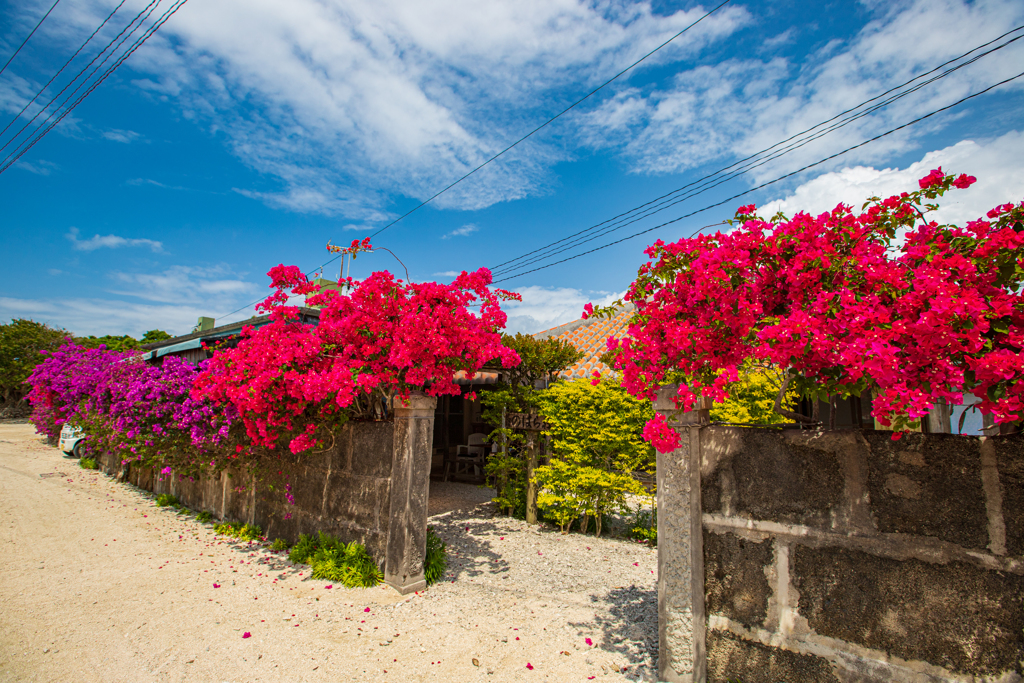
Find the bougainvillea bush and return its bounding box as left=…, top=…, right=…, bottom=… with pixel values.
left=589, top=169, right=1024, bottom=451
left=26, top=342, right=234, bottom=476
left=27, top=249, right=522, bottom=479
left=192, top=251, right=521, bottom=455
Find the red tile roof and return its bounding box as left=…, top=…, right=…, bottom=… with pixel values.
left=533, top=304, right=634, bottom=380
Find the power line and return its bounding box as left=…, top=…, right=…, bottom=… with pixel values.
left=0, top=0, right=188, bottom=175
left=365, top=0, right=734, bottom=241
left=0, top=0, right=62, bottom=78
left=489, top=27, right=1024, bottom=277
left=0, top=0, right=160, bottom=158
left=491, top=69, right=1024, bottom=283
left=0, top=0, right=128, bottom=142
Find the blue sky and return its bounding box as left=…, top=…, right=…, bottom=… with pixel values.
left=1, top=0, right=1023, bottom=338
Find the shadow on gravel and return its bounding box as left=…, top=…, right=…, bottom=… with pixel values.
left=570, top=585, right=658, bottom=679
left=428, top=507, right=512, bottom=582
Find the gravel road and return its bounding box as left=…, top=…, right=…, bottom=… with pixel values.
left=0, top=422, right=658, bottom=682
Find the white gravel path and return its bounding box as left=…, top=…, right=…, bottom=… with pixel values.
left=0, top=422, right=659, bottom=682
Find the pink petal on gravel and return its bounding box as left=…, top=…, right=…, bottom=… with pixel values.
left=585, top=638, right=593, bottom=646
left=325, top=585, right=332, bottom=589
left=633, top=562, right=639, bottom=566
left=526, top=663, right=534, bottom=670
left=242, top=632, right=251, bottom=639
left=213, top=583, right=221, bottom=588
left=364, top=607, right=371, bottom=612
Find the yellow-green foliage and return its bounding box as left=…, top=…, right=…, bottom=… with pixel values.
left=534, top=378, right=655, bottom=536
left=710, top=365, right=798, bottom=425
left=537, top=377, right=655, bottom=473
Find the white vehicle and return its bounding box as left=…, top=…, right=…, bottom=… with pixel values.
left=59, top=423, right=87, bottom=458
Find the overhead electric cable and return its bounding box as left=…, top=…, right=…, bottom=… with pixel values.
left=0, top=0, right=128, bottom=142
left=490, top=27, right=1024, bottom=276
left=0, top=0, right=160, bottom=157
left=491, top=69, right=1024, bottom=283
left=0, top=0, right=62, bottom=78
left=0, top=0, right=188, bottom=175
left=365, top=0, right=734, bottom=240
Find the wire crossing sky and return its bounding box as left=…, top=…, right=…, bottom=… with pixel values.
left=1, top=0, right=1023, bottom=337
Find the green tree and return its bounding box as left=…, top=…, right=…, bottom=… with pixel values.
left=141, top=330, right=173, bottom=344
left=533, top=377, right=655, bottom=536
left=74, top=334, right=141, bottom=352
left=0, top=319, right=69, bottom=408
left=480, top=333, right=582, bottom=516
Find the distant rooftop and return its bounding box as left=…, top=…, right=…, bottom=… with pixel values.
left=533, top=303, right=635, bottom=380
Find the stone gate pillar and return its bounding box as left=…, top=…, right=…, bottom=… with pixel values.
left=655, top=385, right=708, bottom=683
left=385, top=392, right=436, bottom=594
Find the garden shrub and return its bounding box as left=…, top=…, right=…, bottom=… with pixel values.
left=78, top=457, right=98, bottom=470
left=289, top=531, right=381, bottom=588
left=533, top=377, right=655, bottom=536
left=155, top=493, right=179, bottom=507
left=424, top=527, right=447, bottom=585
left=195, top=511, right=213, bottom=523
left=213, top=521, right=262, bottom=541
left=270, top=538, right=289, bottom=552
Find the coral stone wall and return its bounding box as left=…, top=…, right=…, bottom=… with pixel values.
left=95, top=394, right=436, bottom=595
left=97, top=420, right=396, bottom=559
left=698, top=427, right=1023, bottom=682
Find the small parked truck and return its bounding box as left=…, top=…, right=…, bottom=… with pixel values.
left=59, top=423, right=87, bottom=458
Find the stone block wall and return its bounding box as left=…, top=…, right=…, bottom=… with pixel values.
left=697, top=427, right=1023, bottom=682
left=95, top=394, right=436, bottom=594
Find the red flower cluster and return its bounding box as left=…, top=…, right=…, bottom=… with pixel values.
left=192, top=265, right=521, bottom=453
left=593, top=168, right=1023, bottom=450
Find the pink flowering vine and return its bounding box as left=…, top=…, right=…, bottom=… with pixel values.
left=589, top=169, right=1024, bottom=449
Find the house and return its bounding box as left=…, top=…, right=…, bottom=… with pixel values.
left=139, top=309, right=322, bottom=366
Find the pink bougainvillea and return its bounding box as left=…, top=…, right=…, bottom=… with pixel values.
left=192, top=249, right=521, bottom=453
left=589, top=169, right=1024, bottom=449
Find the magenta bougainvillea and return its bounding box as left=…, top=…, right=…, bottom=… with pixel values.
left=191, top=254, right=521, bottom=454
left=26, top=342, right=233, bottom=475
left=27, top=245, right=522, bottom=471
left=590, top=169, right=1024, bottom=451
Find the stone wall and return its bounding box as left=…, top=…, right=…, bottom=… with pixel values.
left=654, top=390, right=1024, bottom=682
left=95, top=394, right=436, bottom=594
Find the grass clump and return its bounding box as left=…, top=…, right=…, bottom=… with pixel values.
left=424, top=527, right=447, bottom=585
left=78, top=457, right=98, bottom=470
left=213, top=521, right=262, bottom=541
left=289, top=531, right=382, bottom=588
left=270, top=538, right=289, bottom=552
left=155, top=493, right=179, bottom=507
left=195, top=511, right=213, bottom=523
left=627, top=504, right=657, bottom=546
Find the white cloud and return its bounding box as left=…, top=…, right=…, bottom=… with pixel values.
left=108, top=264, right=258, bottom=305
left=45, top=0, right=746, bottom=219
left=441, top=223, right=478, bottom=239
left=433, top=271, right=461, bottom=277
left=501, top=285, right=625, bottom=335
left=101, top=128, right=142, bottom=143
left=0, top=296, right=218, bottom=338
left=0, top=263, right=265, bottom=337
left=759, top=131, right=1024, bottom=225
left=13, top=159, right=58, bottom=175
left=65, top=226, right=164, bottom=252
left=582, top=0, right=1024, bottom=180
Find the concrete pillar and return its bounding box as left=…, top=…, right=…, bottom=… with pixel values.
left=384, top=392, right=436, bottom=595
left=654, top=385, right=707, bottom=683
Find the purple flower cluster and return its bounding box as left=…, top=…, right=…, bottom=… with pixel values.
left=26, top=342, right=236, bottom=477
